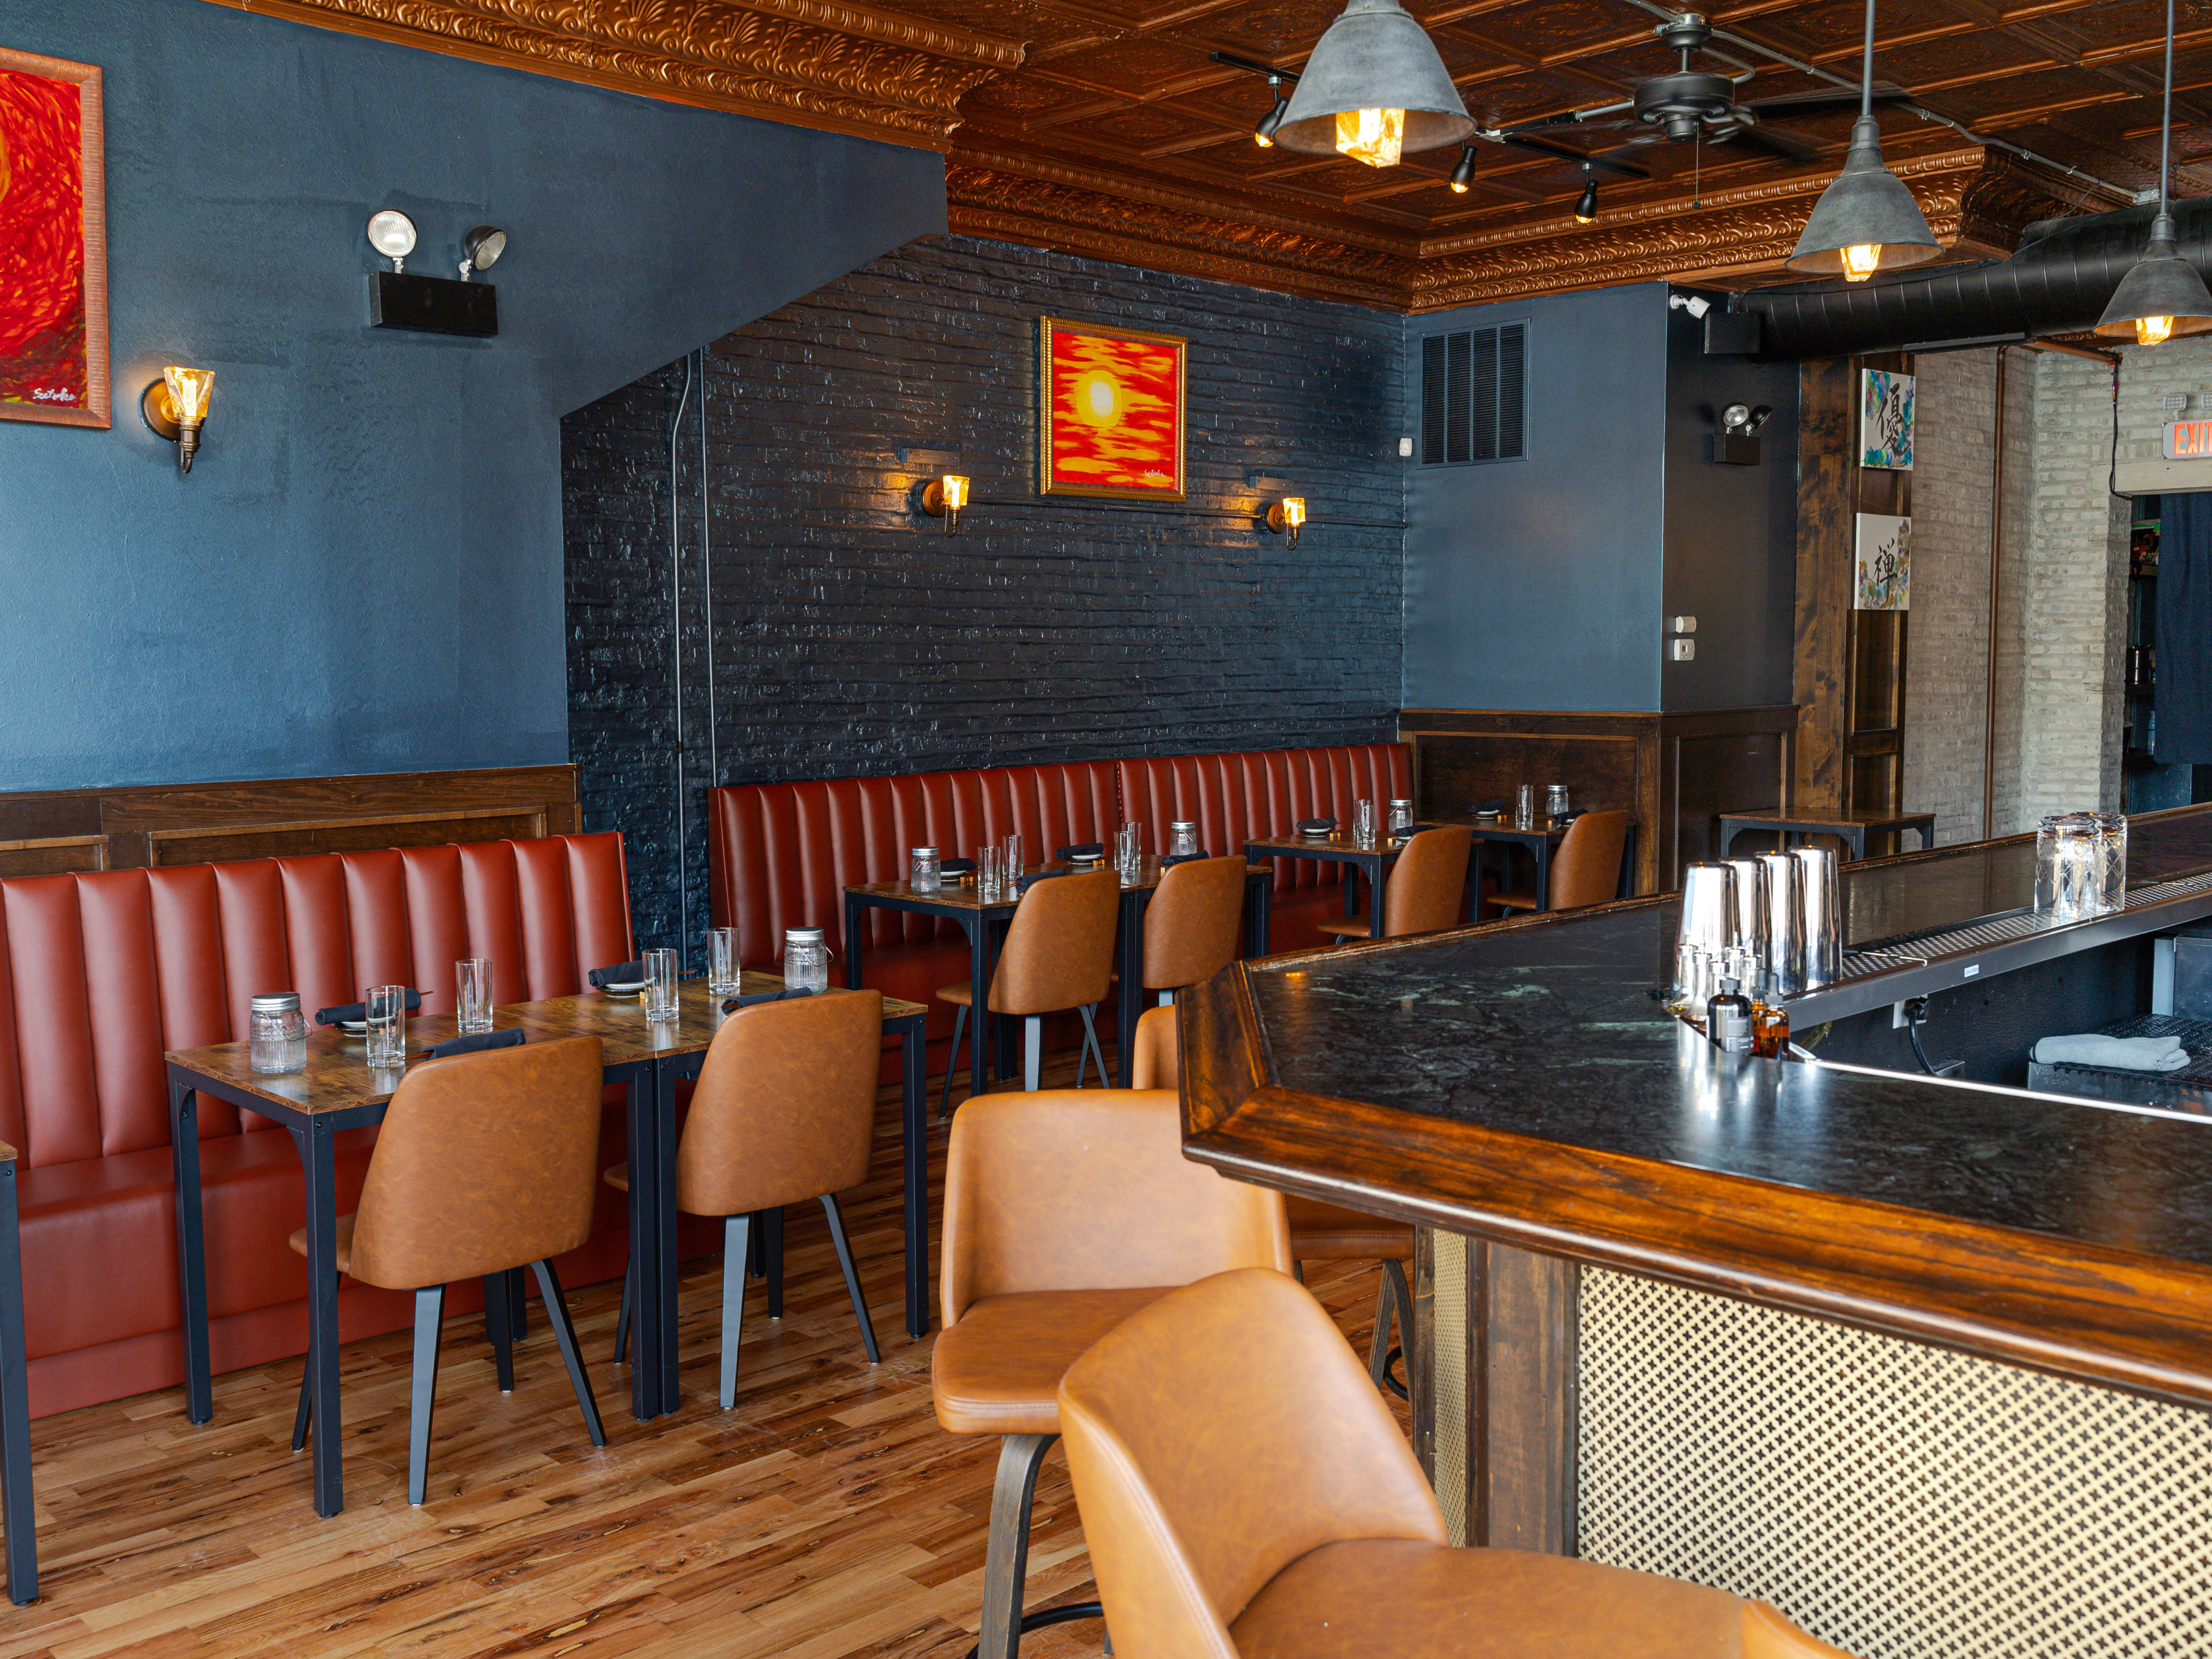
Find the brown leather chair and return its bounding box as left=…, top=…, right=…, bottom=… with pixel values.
left=1059, top=1267, right=1859, bottom=1659
left=1493, top=809, right=1630, bottom=914
left=932, top=1088, right=1290, bottom=1659
left=938, top=866, right=1120, bottom=1113
left=1134, top=1005, right=1414, bottom=1393
left=1314, top=825, right=1474, bottom=942
left=1139, top=854, right=1249, bottom=1001
left=608, top=989, right=884, bottom=1405
left=287, top=1035, right=608, bottom=1506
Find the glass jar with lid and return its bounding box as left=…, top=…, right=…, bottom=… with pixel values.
left=785, top=926, right=831, bottom=993
left=249, top=991, right=308, bottom=1075
left=910, top=846, right=940, bottom=894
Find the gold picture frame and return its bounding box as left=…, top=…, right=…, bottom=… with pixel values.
left=1037, top=315, right=1187, bottom=501
left=0, top=47, right=109, bottom=429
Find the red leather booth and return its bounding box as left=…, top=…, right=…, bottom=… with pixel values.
left=0, top=832, right=638, bottom=1419
left=706, top=743, right=1413, bottom=1069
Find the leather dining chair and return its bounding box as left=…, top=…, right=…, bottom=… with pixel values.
left=938, top=865, right=1120, bottom=1114
left=287, top=1035, right=608, bottom=1506
left=1314, top=824, right=1475, bottom=943
left=931, top=1088, right=1290, bottom=1659
left=1137, top=853, right=1249, bottom=1003
left=609, top=989, right=883, bottom=1406
left=1134, top=1005, right=1414, bottom=1393
left=1493, top=809, right=1631, bottom=914
left=1059, top=1267, right=1860, bottom=1659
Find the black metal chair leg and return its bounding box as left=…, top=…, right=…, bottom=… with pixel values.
left=484, top=1271, right=515, bottom=1392
left=942, top=1003, right=968, bottom=1120
left=820, top=1194, right=880, bottom=1363
left=508, top=1264, right=529, bottom=1339
left=1370, top=1259, right=1412, bottom=1400
left=1074, top=1005, right=1107, bottom=1089
left=530, top=1259, right=605, bottom=1447
left=406, top=1283, right=446, bottom=1506
left=291, top=1358, right=313, bottom=1452
left=613, top=1256, right=632, bottom=1365
left=765, top=1206, right=784, bottom=1319
left=719, top=1214, right=752, bottom=1409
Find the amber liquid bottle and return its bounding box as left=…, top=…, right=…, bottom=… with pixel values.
left=1752, top=972, right=1790, bottom=1058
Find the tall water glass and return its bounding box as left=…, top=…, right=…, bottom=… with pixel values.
left=1514, top=785, right=1537, bottom=831
left=365, top=984, right=407, bottom=1068
left=643, top=946, right=679, bottom=1023
left=2093, top=811, right=2128, bottom=912
left=1354, top=800, right=1376, bottom=846
left=2035, top=814, right=2102, bottom=916
left=979, top=844, right=1004, bottom=897
left=456, top=958, right=493, bottom=1034
left=1002, top=833, right=1024, bottom=880
left=707, top=927, right=739, bottom=997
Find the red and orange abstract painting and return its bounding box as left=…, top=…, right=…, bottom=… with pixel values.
left=1038, top=317, right=1185, bottom=500
left=0, top=49, right=107, bottom=428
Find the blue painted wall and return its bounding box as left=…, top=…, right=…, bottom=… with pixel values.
left=1401, top=283, right=1671, bottom=712
left=0, top=0, right=944, bottom=790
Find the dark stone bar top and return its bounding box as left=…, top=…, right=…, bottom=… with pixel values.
left=1181, top=804, right=2212, bottom=1408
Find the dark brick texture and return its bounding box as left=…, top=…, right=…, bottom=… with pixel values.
left=562, top=233, right=1405, bottom=955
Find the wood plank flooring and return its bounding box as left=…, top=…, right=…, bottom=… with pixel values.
left=0, top=1056, right=1408, bottom=1658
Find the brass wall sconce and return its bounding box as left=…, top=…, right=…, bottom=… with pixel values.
left=921, top=474, right=970, bottom=534
left=141, top=365, right=216, bottom=474
left=1267, top=496, right=1306, bottom=549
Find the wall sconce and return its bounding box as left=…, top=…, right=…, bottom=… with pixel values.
left=141, top=365, right=215, bottom=474
left=1709, top=403, right=1772, bottom=467
left=460, top=225, right=507, bottom=281
left=922, top=474, right=969, bottom=533
left=1267, top=496, right=1306, bottom=549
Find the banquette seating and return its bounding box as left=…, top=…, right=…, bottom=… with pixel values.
left=0, top=832, right=641, bottom=1418
left=707, top=742, right=1412, bottom=1071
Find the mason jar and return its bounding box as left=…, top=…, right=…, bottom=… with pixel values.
left=249, top=991, right=308, bottom=1075
left=1169, top=821, right=1199, bottom=858
left=910, top=846, right=940, bottom=893
left=785, top=926, right=830, bottom=993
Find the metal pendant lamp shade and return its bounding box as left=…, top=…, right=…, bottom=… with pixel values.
left=1273, top=0, right=1475, bottom=163
left=2095, top=0, right=2212, bottom=343
left=1786, top=115, right=1940, bottom=278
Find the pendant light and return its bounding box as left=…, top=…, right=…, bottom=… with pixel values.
left=1449, top=146, right=1476, bottom=192
left=1786, top=0, right=1938, bottom=281
left=2094, top=0, right=2212, bottom=344
left=1271, top=0, right=1474, bottom=168
left=1574, top=165, right=1599, bottom=225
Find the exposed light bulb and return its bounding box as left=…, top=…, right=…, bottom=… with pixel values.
left=1842, top=243, right=1883, bottom=282
left=1335, top=108, right=1406, bottom=168
left=1449, top=146, right=1475, bottom=193
left=2139, top=315, right=2176, bottom=346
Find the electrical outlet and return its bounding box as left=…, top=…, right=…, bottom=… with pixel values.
left=1669, top=638, right=1695, bottom=661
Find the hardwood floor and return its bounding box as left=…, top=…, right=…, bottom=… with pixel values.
left=1, top=1056, right=1409, bottom=1658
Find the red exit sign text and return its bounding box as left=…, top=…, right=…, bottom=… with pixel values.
left=2165, top=420, right=2212, bottom=459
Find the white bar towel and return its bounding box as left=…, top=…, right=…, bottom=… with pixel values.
left=2031, top=1033, right=2191, bottom=1073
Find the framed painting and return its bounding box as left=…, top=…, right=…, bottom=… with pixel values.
left=1860, top=368, right=1913, bottom=470
left=0, top=48, right=107, bottom=428
left=1854, top=513, right=1912, bottom=611
left=1037, top=316, right=1185, bottom=501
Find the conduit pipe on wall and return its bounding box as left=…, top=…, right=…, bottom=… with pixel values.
left=1733, top=202, right=2212, bottom=361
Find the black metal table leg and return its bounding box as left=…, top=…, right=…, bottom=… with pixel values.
left=650, top=1059, right=680, bottom=1410
left=844, top=891, right=865, bottom=990
left=763, top=1205, right=784, bottom=1319
left=623, top=1073, right=664, bottom=1422
left=1369, top=852, right=1391, bottom=933
left=1535, top=836, right=1555, bottom=912
left=168, top=1078, right=213, bottom=1425
left=0, top=1160, right=36, bottom=1603
left=964, top=914, right=990, bottom=1105
left=290, top=1120, right=345, bottom=1516
left=898, top=1014, right=928, bottom=1338
left=1245, top=870, right=1272, bottom=957
left=1115, top=887, right=1147, bottom=1086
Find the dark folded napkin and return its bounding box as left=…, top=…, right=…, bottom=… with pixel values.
left=940, top=857, right=977, bottom=877
left=1473, top=800, right=1507, bottom=815
left=1055, top=842, right=1106, bottom=861
left=1553, top=811, right=1582, bottom=830
left=1161, top=851, right=1210, bottom=868
left=1016, top=868, right=1070, bottom=894
left=315, top=988, right=423, bottom=1027
left=1295, top=817, right=1335, bottom=834
left=425, top=1028, right=525, bottom=1059
left=588, top=961, right=645, bottom=988
left=721, top=986, right=822, bottom=1012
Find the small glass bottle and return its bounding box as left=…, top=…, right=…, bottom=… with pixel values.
left=784, top=927, right=830, bottom=993
left=910, top=846, right=940, bottom=894
left=249, top=991, right=308, bottom=1075
left=1706, top=974, right=1753, bottom=1055
left=1753, top=975, right=1791, bottom=1059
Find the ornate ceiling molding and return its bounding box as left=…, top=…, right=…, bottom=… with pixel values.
left=212, top=0, right=1021, bottom=148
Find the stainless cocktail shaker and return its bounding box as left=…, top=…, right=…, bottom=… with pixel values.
left=1793, top=844, right=1843, bottom=988
left=1725, top=858, right=1769, bottom=968
left=1757, top=852, right=1803, bottom=994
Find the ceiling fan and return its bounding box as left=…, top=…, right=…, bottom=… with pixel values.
left=1493, top=13, right=1914, bottom=169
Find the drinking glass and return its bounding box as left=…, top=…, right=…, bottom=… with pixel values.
left=1002, top=833, right=1024, bottom=879
left=979, top=844, right=1004, bottom=897
left=1514, top=785, right=1537, bottom=831
left=456, top=958, right=493, bottom=1034
left=2035, top=814, right=2103, bottom=917
left=1354, top=800, right=1376, bottom=846
left=643, top=946, right=679, bottom=1023
left=2092, top=811, right=2128, bottom=912
left=910, top=846, right=940, bottom=894
left=365, top=984, right=407, bottom=1068
left=707, top=927, right=739, bottom=997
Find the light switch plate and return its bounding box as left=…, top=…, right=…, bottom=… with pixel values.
left=1671, top=638, right=1696, bottom=661
left=1398, top=436, right=1414, bottom=457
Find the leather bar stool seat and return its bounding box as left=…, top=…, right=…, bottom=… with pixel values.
left=1059, top=1268, right=1858, bottom=1659
left=1314, top=825, right=1475, bottom=942
left=1493, top=809, right=1631, bottom=914
left=931, top=1088, right=1290, bottom=1659
left=937, top=866, right=1120, bottom=1113
left=607, top=989, right=884, bottom=1404
left=285, top=1035, right=609, bottom=1506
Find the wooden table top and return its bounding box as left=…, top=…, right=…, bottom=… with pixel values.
left=847, top=856, right=1264, bottom=910
left=1721, top=807, right=1936, bottom=829
left=1245, top=831, right=1423, bottom=857
left=165, top=974, right=923, bottom=1116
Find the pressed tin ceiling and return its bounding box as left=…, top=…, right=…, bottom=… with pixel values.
left=210, top=0, right=2191, bottom=306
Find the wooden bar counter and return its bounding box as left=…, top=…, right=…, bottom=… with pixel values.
left=1182, top=804, right=2212, bottom=1659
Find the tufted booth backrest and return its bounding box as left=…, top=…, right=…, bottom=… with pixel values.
left=0, top=833, right=632, bottom=1169
left=707, top=745, right=1408, bottom=968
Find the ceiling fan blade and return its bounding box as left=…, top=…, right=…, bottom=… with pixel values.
left=1711, top=120, right=1823, bottom=165
left=1740, top=82, right=1912, bottom=117
left=1492, top=131, right=1651, bottom=180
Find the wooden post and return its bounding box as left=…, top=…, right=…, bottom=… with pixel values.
left=1467, top=1240, right=1579, bottom=1554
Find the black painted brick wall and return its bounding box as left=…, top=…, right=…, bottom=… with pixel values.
left=563, top=233, right=1406, bottom=955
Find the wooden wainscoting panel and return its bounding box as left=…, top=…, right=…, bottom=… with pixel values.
left=0, top=835, right=109, bottom=878
left=146, top=807, right=552, bottom=866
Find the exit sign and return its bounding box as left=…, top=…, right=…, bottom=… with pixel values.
left=2166, top=419, right=2212, bottom=459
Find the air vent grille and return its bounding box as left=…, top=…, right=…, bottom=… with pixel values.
left=1418, top=321, right=1527, bottom=466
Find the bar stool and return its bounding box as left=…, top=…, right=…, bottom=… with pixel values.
left=938, top=866, right=1119, bottom=1113
left=1059, top=1267, right=1858, bottom=1659
left=1493, top=809, right=1631, bottom=914
left=931, top=1088, right=1290, bottom=1659
left=1137, top=853, right=1249, bottom=1003
left=607, top=989, right=883, bottom=1404
left=1134, top=1004, right=1413, bottom=1393
left=1314, top=824, right=1474, bottom=942
left=286, top=1035, right=608, bottom=1506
